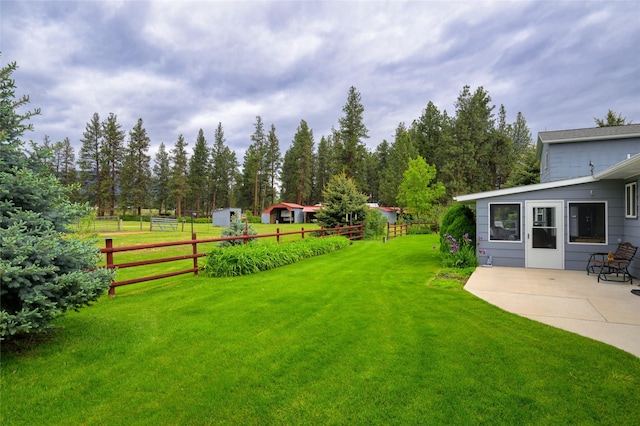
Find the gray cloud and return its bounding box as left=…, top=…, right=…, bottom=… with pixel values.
left=2, top=0, right=638, bottom=160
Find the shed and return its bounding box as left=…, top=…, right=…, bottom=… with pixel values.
left=212, top=207, right=242, bottom=227
left=262, top=203, right=304, bottom=224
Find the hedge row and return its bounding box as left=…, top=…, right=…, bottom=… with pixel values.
left=203, top=236, right=351, bottom=277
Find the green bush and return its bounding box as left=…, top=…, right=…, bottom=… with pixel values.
left=204, top=236, right=350, bottom=277
left=363, top=208, right=387, bottom=239
left=219, top=217, right=258, bottom=247
left=439, top=204, right=475, bottom=254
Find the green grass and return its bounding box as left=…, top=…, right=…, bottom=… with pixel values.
left=2, top=235, right=639, bottom=425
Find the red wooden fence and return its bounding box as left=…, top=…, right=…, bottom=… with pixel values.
left=101, top=224, right=364, bottom=296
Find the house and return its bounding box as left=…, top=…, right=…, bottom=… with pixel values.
left=261, top=203, right=304, bottom=224
left=212, top=207, right=242, bottom=227
left=454, top=124, right=640, bottom=277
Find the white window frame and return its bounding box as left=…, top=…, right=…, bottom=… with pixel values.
left=488, top=202, right=522, bottom=243
left=568, top=201, right=608, bottom=245
left=625, top=181, right=637, bottom=219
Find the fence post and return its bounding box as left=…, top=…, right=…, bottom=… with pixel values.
left=192, top=233, right=198, bottom=276
left=276, top=227, right=280, bottom=243
left=360, top=223, right=364, bottom=239
left=301, top=227, right=305, bottom=239
left=106, top=238, right=116, bottom=297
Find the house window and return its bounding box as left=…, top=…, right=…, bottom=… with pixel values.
left=489, top=203, right=521, bottom=241
left=626, top=182, right=637, bottom=219
left=568, top=202, right=606, bottom=244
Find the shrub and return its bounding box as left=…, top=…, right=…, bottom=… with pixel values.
left=439, top=204, right=475, bottom=255
left=363, top=208, right=387, bottom=239
left=204, top=236, right=350, bottom=277
left=219, top=217, right=258, bottom=247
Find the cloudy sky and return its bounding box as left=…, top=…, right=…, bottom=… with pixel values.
left=2, top=0, right=639, bottom=160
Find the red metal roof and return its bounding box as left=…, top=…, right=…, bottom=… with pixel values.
left=262, top=202, right=304, bottom=214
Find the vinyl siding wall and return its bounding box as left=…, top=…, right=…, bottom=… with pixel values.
left=623, top=176, right=640, bottom=278
left=541, top=138, right=640, bottom=183
left=475, top=180, right=625, bottom=271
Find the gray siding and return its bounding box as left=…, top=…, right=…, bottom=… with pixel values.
left=623, top=176, right=640, bottom=278
left=542, top=138, right=640, bottom=183
left=475, top=180, right=626, bottom=271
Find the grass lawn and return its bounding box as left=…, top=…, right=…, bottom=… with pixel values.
left=2, top=235, right=639, bottom=425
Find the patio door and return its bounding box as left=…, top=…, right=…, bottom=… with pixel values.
left=525, top=201, right=564, bottom=269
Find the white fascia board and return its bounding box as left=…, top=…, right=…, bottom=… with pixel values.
left=454, top=176, right=597, bottom=202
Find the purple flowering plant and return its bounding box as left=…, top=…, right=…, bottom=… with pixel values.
left=442, top=233, right=477, bottom=268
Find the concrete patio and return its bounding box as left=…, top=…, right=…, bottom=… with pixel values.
left=464, top=266, right=640, bottom=358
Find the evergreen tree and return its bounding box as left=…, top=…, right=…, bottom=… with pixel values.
left=188, top=129, right=209, bottom=216
left=78, top=112, right=104, bottom=214
left=446, top=85, right=495, bottom=196
left=313, top=134, right=334, bottom=203
left=315, top=172, right=368, bottom=228
left=0, top=60, right=112, bottom=341
left=59, top=137, right=77, bottom=188
left=379, top=123, right=417, bottom=206
left=336, top=86, right=369, bottom=188
left=210, top=123, right=228, bottom=210
left=120, top=118, right=151, bottom=215
left=209, top=123, right=239, bottom=209
left=170, top=135, right=189, bottom=217
left=594, top=109, right=631, bottom=127
left=241, top=116, right=268, bottom=215
left=265, top=124, right=282, bottom=206
left=281, top=119, right=314, bottom=205
left=153, top=142, right=171, bottom=214
left=100, top=113, right=125, bottom=216
left=411, top=101, right=445, bottom=173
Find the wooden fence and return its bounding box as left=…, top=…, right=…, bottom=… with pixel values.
left=101, top=224, right=364, bottom=296
left=387, top=222, right=410, bottom=238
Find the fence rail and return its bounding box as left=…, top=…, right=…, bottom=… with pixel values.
left=387, top=222, right=410, bottom=238
left=101, top=224, right=364, bottom=296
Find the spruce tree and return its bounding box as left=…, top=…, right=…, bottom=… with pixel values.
left=0, top=60, right=112, bottom=341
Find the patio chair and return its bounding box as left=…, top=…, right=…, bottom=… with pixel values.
left=587, top=242, right=637, bottom=284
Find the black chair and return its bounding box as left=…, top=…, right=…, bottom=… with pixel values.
left=587, top=242, right=637, bottom=284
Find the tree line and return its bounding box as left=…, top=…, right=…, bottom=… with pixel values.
left=38, top=85, right=538, bottom=218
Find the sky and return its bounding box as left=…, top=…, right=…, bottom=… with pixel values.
left=2, top=0, right=639, bottom=161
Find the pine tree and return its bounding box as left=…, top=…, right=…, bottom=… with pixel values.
left=153, top=142, right=171, bottom=214
left=265, top=124, right=282, bottom=206
left=336, top=86, right=369, bottom=188
left=379, top=123, right=417, bottom=206
left=59, top=137, right=76, bottom=188
left=100, top=113, right=125, bottom=216
left=78, top=112, right=104, bottom=214
left=241, top=116, right=269, bottom=215
left=594, top=109, right=631, bottom=127
left=210, top=123, right=238, bottom=209
left=313, top=134, right=334, bottom=203
left=188, top=129, right=209, bottom=216
left=120, top=118, right=151, bottom=215
left=281, top=119, right=314, bottom=205
left=170, top=135, right=189, bottom=217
